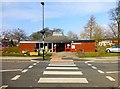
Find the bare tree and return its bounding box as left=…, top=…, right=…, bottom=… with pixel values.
left=84, top=15, right=96, bottom=40
left=93, top=25, right=104, bottom=40
left=109, top=23, right=118, bottom=38
left=12, top=28, right=28, bottom=42
left=109, top=0, right=120, bottom=45
left=67, top=31, right=79, bottom=40
left=2, top=28, right=28, bottom=41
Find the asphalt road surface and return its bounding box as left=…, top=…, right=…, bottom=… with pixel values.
left=0, top=58, right=120, bottom=89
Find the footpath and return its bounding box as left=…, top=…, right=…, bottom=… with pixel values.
left=1, top=56, right=41, bottom=62
left=0, top=56, right=120, bottom=62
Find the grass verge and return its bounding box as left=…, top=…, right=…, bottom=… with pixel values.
left=77, top=52, right=119, bottom=58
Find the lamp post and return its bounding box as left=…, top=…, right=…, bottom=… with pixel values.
left=41, top=1, right=45, bottom=60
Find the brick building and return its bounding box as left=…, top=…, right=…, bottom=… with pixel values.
left=20, top=32, right=95, bottom=53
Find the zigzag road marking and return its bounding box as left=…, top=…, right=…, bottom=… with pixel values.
left=106, top=76, right=115, bottom=81
left=11, top=75, right=21, bottom=80
left=0, top=85, right=8, bottom=89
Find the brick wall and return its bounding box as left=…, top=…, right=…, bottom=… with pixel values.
left=71, top=42, right=95, bottom=52
left=20, top=43, right=36, bottom=53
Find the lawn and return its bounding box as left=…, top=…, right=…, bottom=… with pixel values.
left=77, top=52, right=119, bottom=58
left=1, top=46, right=119, bottom=58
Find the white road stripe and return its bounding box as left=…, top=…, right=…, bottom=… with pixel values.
left=28, top=66, right=33, bottom=69
left=91, top=66, right=97, bottom=69
left=50, top=62, right=74, bottom=65
left=38, top=78, right=88, bottom=83
left=43, top=71, right=83, bottom=75
left=106, top=76, right=115, bottom=81
left=11, top=75, right=21, bottom=80
left=0, top=85, right=8, bottom=89
left=46, top=67, right=79, bottom=70
left=97, top=70, right=104, bottom=73
left=33, top=63, right=37, bottom=65
left=88, top=64, right=92, bottom=66
left=48, top=64, right=76, bottom=67
left=85, top=61, right=88, bottom=64
left=106, top=71, right=119, bottom=74
left=22, top=69, right=28, bottom=73
left=37, top=61, right=40, bottom=63
left=0, top=69, right=22, bottom=72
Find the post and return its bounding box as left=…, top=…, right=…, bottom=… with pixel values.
left=41, top=1, right=45, bottom=60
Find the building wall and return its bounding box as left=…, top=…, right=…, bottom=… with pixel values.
left=20, top=43, right=36, bottom=53
left=20, top=41, right=95, bottom=53
left=71, top=42, right=95, bottom=52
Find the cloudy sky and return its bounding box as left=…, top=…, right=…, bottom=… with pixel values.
left=1, top=0, right=117, bottom=36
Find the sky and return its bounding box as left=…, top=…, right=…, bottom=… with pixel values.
left=0, top=0, right=117, bottom=36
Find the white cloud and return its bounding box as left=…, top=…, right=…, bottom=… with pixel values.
left=1, top=2, right=116, bottom=23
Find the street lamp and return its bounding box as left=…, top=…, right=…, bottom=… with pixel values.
left=41, top=1, right=45, bottom=60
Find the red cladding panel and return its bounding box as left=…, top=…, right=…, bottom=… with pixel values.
left=20, top=43, right=36, bottom=53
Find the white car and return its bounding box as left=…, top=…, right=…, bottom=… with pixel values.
left=106, top=46, right=120, bottom=53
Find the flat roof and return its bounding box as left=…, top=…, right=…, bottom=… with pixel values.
left=20, top=40, right=95, bottom=44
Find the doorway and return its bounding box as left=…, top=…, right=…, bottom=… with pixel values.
left=56, top=43, right=65, bottom=52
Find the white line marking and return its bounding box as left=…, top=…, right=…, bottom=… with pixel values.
left=46, top=67, right=79, bottom=70
left=91, top=66, right=97, bottom=69
left=85, top=61, right=88, bottom=64
left=38, top=78, right=88, bottom=83
left=106, top=71, right=119, bottom=74
left=37, top=61, right=40, bottom=63
left=43, top=71, right=83, bottom=75
left=28, top=66, right=33, bottom=69
left=33, top=63, right=37, bottom=65
left=0, top=69, right=22, bottom=72
left=11, top=75, right=21, bottom=80
left=0, top=85, right=8, bottom=89
left=50, top=62, right=74, bottom=65
left=22, top=69, right=28, bottom=73
left=97, top=70, right=104, bottom=73
left=88, top=64, right=92, bottom=66
left=106, top=76, right=115, bottom=81
left=48, top=64, right=76, bottom=66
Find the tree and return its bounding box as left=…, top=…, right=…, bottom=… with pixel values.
left=1, top=28, right=28, bottom=42
left=12, top=28, right=28, bottom=42
left=85, top=15, right=96, bottom=40
left=109, top=23, right=118, bottom=38
left=1, top=30, right=12, bottom=39
left=30, top=28, right=64, bottom=41
left=109, top=0, right=120, bottom=45
left=67, top=31, right=79, bottom=40
left=29, top=31, right=42, bottom=41
left=80, top=25, right=105, bottom=40
left=80, top=15, right=96, bottom=40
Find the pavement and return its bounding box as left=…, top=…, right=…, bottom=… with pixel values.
left=1, top=56, right=120, bottom=63
left=1, top=56, right=47, bottom=62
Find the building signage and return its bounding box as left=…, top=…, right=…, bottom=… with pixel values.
left=72, top=45, right=75, bottom=49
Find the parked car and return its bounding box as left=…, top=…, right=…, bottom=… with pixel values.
left=106, top=46, right=120, bottom=53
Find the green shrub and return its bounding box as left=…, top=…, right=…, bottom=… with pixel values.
left=3, top=47, right=20, bottom=53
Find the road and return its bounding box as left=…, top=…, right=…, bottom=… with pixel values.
left=0, top=57, right=120, bottom=89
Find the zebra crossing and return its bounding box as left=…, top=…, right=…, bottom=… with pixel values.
left=38, top=58, right=88, bottom=84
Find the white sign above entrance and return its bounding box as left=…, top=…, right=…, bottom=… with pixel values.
left=73, top=43, right=81, bottom=44
left=72, top=45, right=75, bottom=49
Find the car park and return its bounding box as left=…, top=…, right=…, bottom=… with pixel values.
left=106, top=46, right=120, bottom=53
